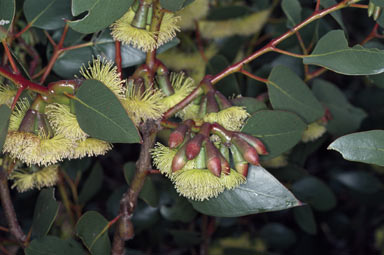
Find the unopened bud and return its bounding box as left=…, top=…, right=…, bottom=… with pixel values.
left=215, top=91, right=232, bottom=110
left=206, top=91, right=219, bottom=113
left=231, top=136, right=259, bottom=165
left=205, top=139, right=222, bottom=177
left=230, top=144, right=249, bottom=177
left=185, top=134, right=204, bottom=160
left=168, top=119, right=195, bottom=148
left=172, top=137, right=190, bottom=172
left=234, top=132, right=268, bottom=155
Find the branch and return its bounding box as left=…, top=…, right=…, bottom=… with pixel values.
left=0, top=166, right=26, bottom=246
left=111, top=120, right=159, bottom=255
left=210, top=0, right=361, bottom=85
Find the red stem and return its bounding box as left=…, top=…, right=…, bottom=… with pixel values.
left=115, top=41, right=122, bottom=77
left=1, top=41, right=19, bottom=74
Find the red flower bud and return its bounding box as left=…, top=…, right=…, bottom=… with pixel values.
left=168, top=119, right=195, bottom=148
left=206, top=91, right=219, bottom=113
left=230, top=144, right=249, bottom=177
left=205, top=139, right=222, bottom=177
left=231, top=136, right=259, bottom=165
left=185, top=134, right=204, bottom=160
left=234, top=132, right=268, bottom=155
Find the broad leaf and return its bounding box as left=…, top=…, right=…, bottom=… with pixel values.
left=293, top=205, right=317, bottom=235
left=23, top=0, right=72, bottom=30
left=267, top=65, right=324, bottom=123
left=320, top=0, right=346, bottom=30
left=68, top=0, right=133, bottom=34
left=124, top=162, right=159, bottom=207
left=333, top=171, right=383, bottom=194
left=31, top=188, right=60, bottom=237
left=292, top=176, right=336, bottom=211
left=368, top=72, right=384, bottom=89
left=0, top=104, right=11, bottom=150
left=73, top=79, right=141, bottom=143
left=312, top=79, right=367, bottom=136
left=328, top=130, right=384, bottom=166
left=0, top=0, right=15, bottom=40
left=206, top=55, right=240, bottom=96
left=25, top=236, right=86, bottom=255
left=281, top=0, right=302, bottom=28
left=78, top=163, right=103, bottom=204
left=372, top=0, right=384, bottom=6
left=190, top=165, right=301, bottom=217
left=242, top=110, right=307, bottom=159
left=76, top=211, right=111, bottom=255
left=304, top=30, right=384, bottom=75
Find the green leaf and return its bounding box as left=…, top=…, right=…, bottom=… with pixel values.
left=312, top=79, right=367, bottom=136
left=190, top=165, right=301, bottom=217
left=292, top=176, right=336, bottom=211
left=293, top=205, right=317, bottom=235
left=23, top=0, right=72, bottom=30
left=206, top=55, right=240, bottom=97
left=372, top=0, right=384, bottom=7
left=333, top=171, right=383, bottom=194
left=25, top=236, right=86, bottom=255
left=230, top=97, right=267, bottom=115
left=304, top=30, right=384, bottom=75
left=73, top=79, right=141, bottom=143
left=78, top=162, right=103, bottom=204
left=320, top=0, right=346, bottom=30
left=241, top=110, right=307, bottom=159
left=68, top=0, right=134, bottom=34
left=281, top=0, right=302, bottom=28
left=259, top=223, right=296, bottom=250
left=0, top=104, right=11, bottom=150
left=0, top=0, right=15, bottom=40
left=124, top=162, right=159, bottom=207
left=267, top=65, right=324, bottom=123
left=31, top=188, right=60, bottom=237
left=76, top=211, right=111, bottom=255
left=328, top=130, right=384, bottom=166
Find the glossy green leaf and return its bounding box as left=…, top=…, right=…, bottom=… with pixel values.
left=230, top=97, right=267, bottom=114
left=0, top=0, right=15, bottom=40
left=25, top=236, right=86, bottom=255
left=267, top=65, right=324, bottom=123
left=281, top=0, right=302, bottom=28
left=334, top=171, right=383, bottom=194
left=31, top=188, right=60, bottom=237
left=68, top=0, right=133, bottom=34
left=293, top=205, right=317, bottom=235
left=304, top=30, right=384, bottom=75
left=124, top=162, right=159, bottom=207
left=312, top=79, right=367, bottom=136
left=76, top=211, right=111, bottom=255
left=190, top=165, right=301, bottom=217
left=78, top=163, right=103, bottom=204
left=73, top=79, right=141, bottom=143
left=292, top=176, right=336, bottom=211
left=206, top=55, right=240, bottom=97
left=23, top=0, right=72, bottom=30
left=0, top=104, right=11, bottom=150
left=242, top=110, right=307, bottom=159
left=260, top=223, right=296, bottom=250
left=328, top=130, right=384, bottom=166
left=320, top=0, right=346, bottom=30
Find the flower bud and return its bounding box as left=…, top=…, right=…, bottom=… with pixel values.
left=168, top=119, right=194, bottom=148
left=185, top=134, right=204, bottom=160
left=230, top=144, right=249, bottom=177
left=219, top=144, right=231, bottom=175
left=206, top=91, right=219, bottom=113
left=172, top=136, right=190, bottom=172
left=204, top=139, right=222, bottom=177
left=231, top=136, right=259, bottom=165
left=234, top=132, right=268, bottom=155
left=214, top=90, right=232, bottom=110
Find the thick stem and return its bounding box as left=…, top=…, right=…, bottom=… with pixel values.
left=0, top=166, right=26, bottom=246
left=115, top=41, right=122, bottom=76
left=111, top=121, right=158, bottom=255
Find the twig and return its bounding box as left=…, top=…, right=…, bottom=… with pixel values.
left=115, top=41, right=122, bottom=76
left=111, top=121, right=159, bottom=255
left=0, top=166, right=26, bottom=246
left=1, top=40, right=19, bottom=74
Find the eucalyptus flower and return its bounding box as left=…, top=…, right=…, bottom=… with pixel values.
left=9, top=165, right=59, bottom=192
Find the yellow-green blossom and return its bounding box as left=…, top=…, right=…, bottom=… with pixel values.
left=301, top=122, right=327, bottom=143
left=70, top=138, right=112, bottom=159
left=0, top=83, right=17, bottom=107
left=203, top=106, right=250, bottom=131
left=9, top=165, right=59, bottom=192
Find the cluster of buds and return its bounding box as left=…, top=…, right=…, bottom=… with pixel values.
left=152, top=120, right=267, bottom=201
left=153, top=79, right=268, bottom=201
